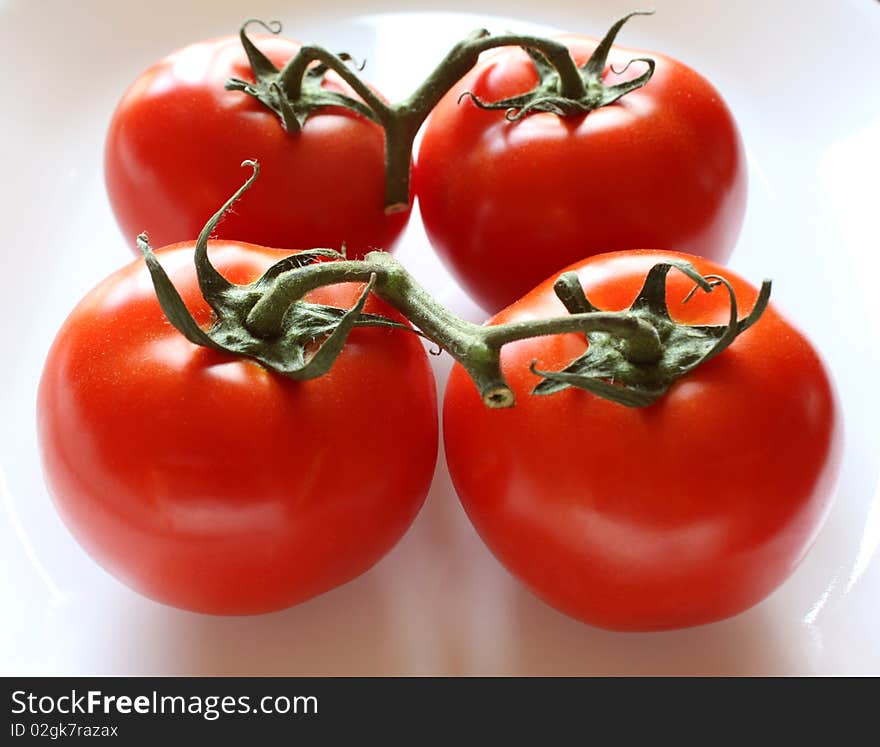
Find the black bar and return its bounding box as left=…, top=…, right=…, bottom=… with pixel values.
left=1, top=677, right=866, bottom=741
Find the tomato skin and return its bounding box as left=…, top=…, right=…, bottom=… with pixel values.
left=415, top=37, right=747, bottom=312
left=105, top=36, right=408, bottom=256
left=38, top=243, right=437, bottom=615
left=443, top=251, right=839, bottom=631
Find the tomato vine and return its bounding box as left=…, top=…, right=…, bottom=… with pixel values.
left=226, top=11, right=657, bottom=211
left=141, top=161, right=770, bottom=409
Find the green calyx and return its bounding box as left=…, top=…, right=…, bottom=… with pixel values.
left=460, top=10, right=656, bottom=121
left=139, top=161, right=409, bottom=381
left=532, top=264, right=772, bottom=407
left=224, top=19, right=379, bottom=132
left=140, top=162, right=772, bottom=410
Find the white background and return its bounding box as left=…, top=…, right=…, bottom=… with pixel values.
left=1, top=0, right=878, bottom=675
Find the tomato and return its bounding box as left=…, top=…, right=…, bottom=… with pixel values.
left=443, top=251, right=839, bottom=631
left=37, top=243, right=437, bottom=615
left=415, top=37, right=747, bottom=311
left=105, top=35, right=408, bottom=256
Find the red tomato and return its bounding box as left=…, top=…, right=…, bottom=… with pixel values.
left=105, top=35, right=408, bottom=256
left=415, top=37, right=747, bottom=311
left=38, top=243, right=437, bottom=615
left=443, top=251, right=839, bottom=631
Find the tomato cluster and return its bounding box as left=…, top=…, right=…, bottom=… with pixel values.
left=38, top=15, right=839, bottom=631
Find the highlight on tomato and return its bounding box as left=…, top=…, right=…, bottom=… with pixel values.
left=442, top=250, right=840, bottom=631
left=104, top=20, right=409, bottom=258
left=415, top=12, right=748, bottom=311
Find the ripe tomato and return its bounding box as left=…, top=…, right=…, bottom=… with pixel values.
left=37, top=243, right=437, bottom=615
left=105, top=35, right=408, bottom=256
left=443, top=251, right=839, bottom=631
left=415, top=37, right=747, bottom=311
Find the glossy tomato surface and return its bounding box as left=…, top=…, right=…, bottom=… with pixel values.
left=416, top=37, right=747, bottom=311
left=105, top=35, right=408, bottom=256
left=443, top=251, right=839, bottom=631
left=38, top=243, right=437, bottom=615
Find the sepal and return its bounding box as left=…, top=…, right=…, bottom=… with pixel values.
left=532, top=262, right=772, bottom=407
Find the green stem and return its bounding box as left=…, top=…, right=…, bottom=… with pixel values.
left=398, top=32, right=587, bottom=114
left=245, top=253, right=507, bottom=402
left=244, top=250, right=667, bottom=406
left=484, top=313, right=662, bottom=361
left=273, top=32, right=589, bottom=210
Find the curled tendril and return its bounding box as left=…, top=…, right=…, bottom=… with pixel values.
left=682, top=278, right=723, bottom=304
left=308, top=52, right=366, bottom=78
left=346, top=54, right=367, bottom=72
left=680, top=274, right=740, bottom=372
left=505, top=97, right=583, bottom=121
left=242, top=18, right=282, bottom=35
left=461, top=87, right=598, bottom=121
left=609, top=57, right=653, bottom=77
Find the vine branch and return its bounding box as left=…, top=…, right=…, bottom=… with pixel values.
left=227, top=11, right=657, bottom=210
left=141, top=162, right=771, bottom=409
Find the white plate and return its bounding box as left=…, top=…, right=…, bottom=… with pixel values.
left=2, top=0, right=878, bottom=676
